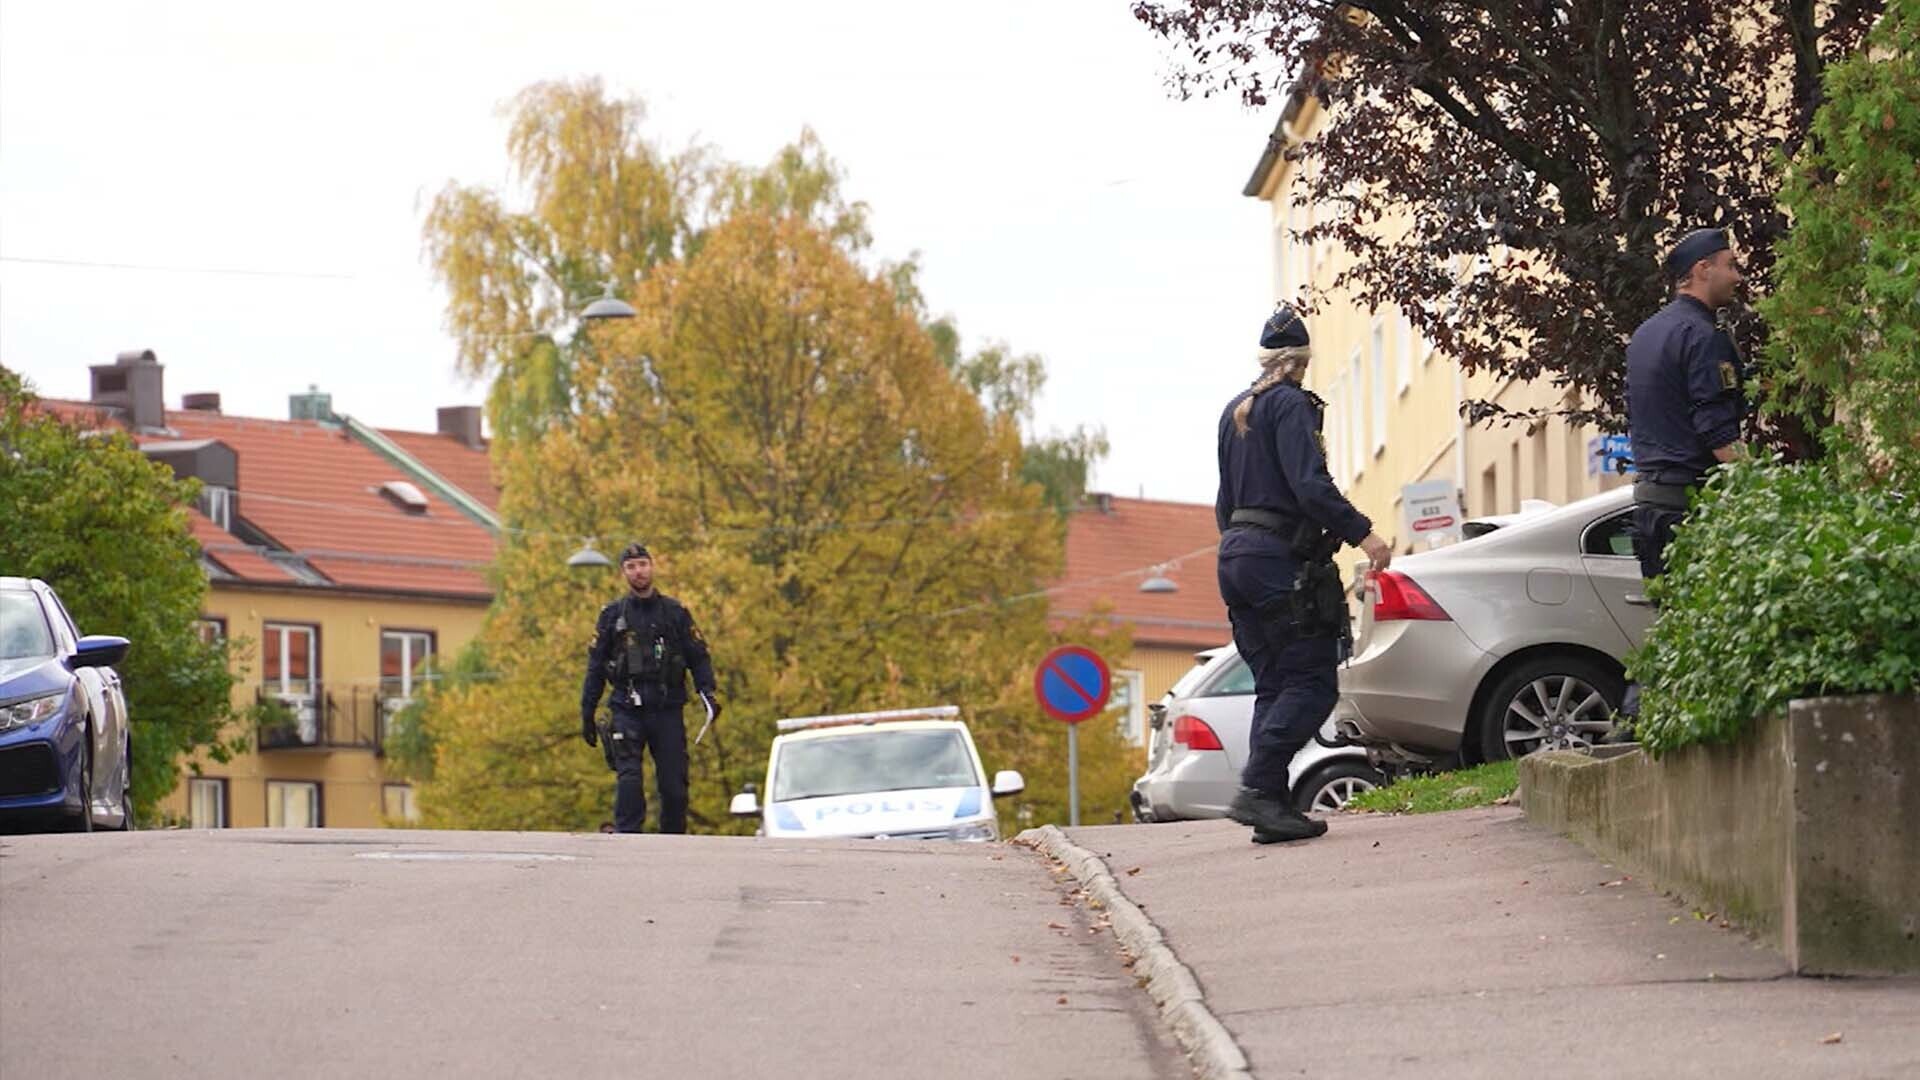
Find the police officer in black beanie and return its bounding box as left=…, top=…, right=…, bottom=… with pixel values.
left=1216, top=303, right=1392, bottom=844
left=1625, top=228, right=1750, bottom=580
left=580, top=542, right=719, bottom=833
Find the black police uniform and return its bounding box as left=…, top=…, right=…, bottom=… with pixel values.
left=581, top=590, right=716, bottom=833
left=1625, top=289, right=1746, bottom=579
left=1216, top=307, right=1372, bottom=812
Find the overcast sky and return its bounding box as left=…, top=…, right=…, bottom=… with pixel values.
left=1, top=0, right=1277, bottom=505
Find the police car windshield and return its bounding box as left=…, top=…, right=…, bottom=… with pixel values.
left=0, top=591, right=55, bottom=660
left=773, top=729, right=979, bottom=802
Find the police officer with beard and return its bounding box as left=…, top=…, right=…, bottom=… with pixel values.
left=581, top=542, right=720, bottom=834
left=1625, top=228, right=1750, bottom=580
left=1217, top=304, right=1393, bottom=844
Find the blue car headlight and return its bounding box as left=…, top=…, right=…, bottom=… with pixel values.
left=0, top=692, right=64, bottom=734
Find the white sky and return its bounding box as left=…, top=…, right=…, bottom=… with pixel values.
left=1, top=0, right=1277, bottom=505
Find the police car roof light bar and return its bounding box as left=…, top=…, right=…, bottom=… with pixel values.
left=775, top=705, right=961, bottom=732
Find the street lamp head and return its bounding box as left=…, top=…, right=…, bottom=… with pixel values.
left=581, top=280, right=636, bottom=322
left=567, top=540, right=613, bottom=569
left=581, top=294, right=637, bottom=321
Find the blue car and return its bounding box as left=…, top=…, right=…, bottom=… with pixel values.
left=0, top=577, right=133, bottom=831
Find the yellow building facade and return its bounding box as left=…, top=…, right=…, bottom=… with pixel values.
left=166, top=587, right=487, bottom=829
left=1247, top=95, right=1629, bottom=548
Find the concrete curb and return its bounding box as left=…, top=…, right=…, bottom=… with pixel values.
left=1016, top=825, right=1252, bottom=1080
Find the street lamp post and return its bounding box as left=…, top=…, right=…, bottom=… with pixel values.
left=564, top=284, right=637, bottom=569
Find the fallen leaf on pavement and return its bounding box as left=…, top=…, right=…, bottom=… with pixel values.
left=1126, top=866, right=1143, bottom=876
left=1010, top=956, right=1021, bottom=963
left=1821, top=1032, right=1843, bottom=1045
left=1057, top=996, right=1069, bottom=1005
left=1046, top=921, right=1068, bottom=930
left=1600, top=878, right=1628, bottom=888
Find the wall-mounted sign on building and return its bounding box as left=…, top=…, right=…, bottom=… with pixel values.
left=1401, top=479, right=1462, bottom=546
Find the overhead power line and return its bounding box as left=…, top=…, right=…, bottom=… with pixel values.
left=0, top=255, right=355, bottom=281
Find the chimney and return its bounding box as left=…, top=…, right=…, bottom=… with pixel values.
left=89, top=349, right=166, bottom=431
left=436, top=405, right=485, bottom=450
left=182, top=392, right=222, bottom=413
left=1091, top=492, right=1114, bottom=514
left=289, top=385, right=333, bottom=422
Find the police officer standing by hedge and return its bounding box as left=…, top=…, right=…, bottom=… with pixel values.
left=1217, top=304, right=1393, bottom=845
left=581, top=542, right=720, bottom=834
left=1625, top=228, right=1750, bottom=580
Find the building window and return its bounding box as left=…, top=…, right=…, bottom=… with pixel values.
left=189, top=778, right=227, bottom=828
left=380, top=630, right=434, bottom=702
left=1328, top=377, right=1349, bottom=486
left=266, top=780, right=321, bottom=828
left=262, top=622, right=320, bottom=740
left=195, top=617, right=226, bottom=645
left=1370, top=320, right=1388, bottom=455
left=383, top=783, right=420, bottom=824
left=1349, top=348, right=1366, bottom=477
left=1107, top=670, right=1147, bottom=747
left=1481, top=463, right=1498, bottom=518
left=199, top=485, right=232, bottom=530
left=1509, top=440, right=1522, bottom=513
left=1398, top=315, right=1415, bottom=390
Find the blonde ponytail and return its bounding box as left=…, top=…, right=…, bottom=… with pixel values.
left=1231, top=346, right=1312, bottom=434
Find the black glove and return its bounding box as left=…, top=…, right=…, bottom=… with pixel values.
left=700, top=691, right=723, bottom=723
left=581, top=715, right=598, bottom=747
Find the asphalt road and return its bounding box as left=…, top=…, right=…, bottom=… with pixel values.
left=1067, top=808, right=1920, bottom=1080
left=0, top=829, right=1182, bottom=1079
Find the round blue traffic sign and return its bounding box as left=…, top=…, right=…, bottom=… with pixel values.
left=1033, top=645, right=1112, bottom=725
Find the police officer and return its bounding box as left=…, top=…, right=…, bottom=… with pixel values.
left=1625, top=228, right=1749, bottom=580
left=580, top=542, right=720, bottom=834
left=1217, top=303, right=1393, bottom=844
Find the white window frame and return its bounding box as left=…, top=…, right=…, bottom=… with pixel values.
left=189, top=777, right=227, bottom=828
left=1348, top=348, right=1366, bottom=478
left=200, top=485, right=232, bottom=530
left=379, top=630, right=434, bottom=701
left=266, top=780, right=321, bottom=828
left=1370, top=322, right=1388, bottom=457
left=1397, top=315, right=1415, bottom=391
left=1327, top=376, right=1349, bottom=486
left=263, top=622, right=319, bottom=740
left=1107, top=670, right=1147, bottom=747
left=383, top=783, right=420, bottom=824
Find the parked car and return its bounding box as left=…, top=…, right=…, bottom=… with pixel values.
left=1335, top=486, right=1650, bottom=768
left=1131, top=646, right=1384, bottom=822
left=0, top=577, right=133, bottom=831
left=730, top=706, right=1025, bottom=841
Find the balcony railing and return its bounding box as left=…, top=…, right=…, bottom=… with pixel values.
left=256, top=684, right=388, bottom=752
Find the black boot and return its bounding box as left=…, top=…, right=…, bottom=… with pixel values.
left=1228, top=787, right=1300, bottom=833
left=1251, top=810, right=1328, bottom=844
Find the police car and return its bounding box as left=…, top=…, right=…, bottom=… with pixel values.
left=729, top=706, right=1025, bottom=841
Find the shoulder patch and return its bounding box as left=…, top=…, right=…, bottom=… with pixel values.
left=1719, top=361, right=1738, bottom=391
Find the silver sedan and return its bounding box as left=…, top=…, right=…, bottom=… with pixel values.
left=1335, top=486, right=1650, bottom=767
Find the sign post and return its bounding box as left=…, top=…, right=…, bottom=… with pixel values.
left=1034, top=645, right=1112, bottom=827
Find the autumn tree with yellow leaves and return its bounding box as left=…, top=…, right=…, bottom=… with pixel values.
left=397, top=80, right=1138, bottom=832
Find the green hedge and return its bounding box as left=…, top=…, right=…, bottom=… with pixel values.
left=1629, top=460, right=1920, bottom=755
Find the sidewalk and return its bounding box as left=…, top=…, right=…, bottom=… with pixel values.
left=1062, top=808, right=1920, bottom=1079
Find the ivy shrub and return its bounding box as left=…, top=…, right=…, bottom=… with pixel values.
left=1629, top=459, right=1920, bottom=755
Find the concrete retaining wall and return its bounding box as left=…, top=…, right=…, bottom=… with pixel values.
left=1520, top=693, right=1918, bottom=975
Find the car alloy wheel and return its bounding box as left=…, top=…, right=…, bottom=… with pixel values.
left=1294, top=761, right=1386, bottom=813
left=1503, top=675, right=1613, bottom=754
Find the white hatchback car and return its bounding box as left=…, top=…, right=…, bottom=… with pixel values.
left=1131, top=647, right=1384, bottom=822
left=730, top=706, right=1025, bottom=841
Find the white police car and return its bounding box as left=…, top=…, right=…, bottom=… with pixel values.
left=730, top=706, right=1025, bottom=841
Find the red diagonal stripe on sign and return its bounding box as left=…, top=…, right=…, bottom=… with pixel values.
left=1041, top=657, right=1097, bottom=710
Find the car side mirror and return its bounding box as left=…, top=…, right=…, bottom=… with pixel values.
left=990, top=770, right=1026, bottom=798
left=730, top=791, right=760, bottom=817
left=70, top=635, right=130, bottom=670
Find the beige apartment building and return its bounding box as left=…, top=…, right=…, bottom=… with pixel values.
left=1244, top=90, right=1630, bottom=551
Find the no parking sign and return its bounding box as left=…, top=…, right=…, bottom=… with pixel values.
left=1033, top=645, right=1111, bottom=826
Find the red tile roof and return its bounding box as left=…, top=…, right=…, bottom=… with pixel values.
left=378, top=427, right=501, bottom=512
left=44, top=400, right=498, bottom=599
left=1051, top=496, right=1230, bottom=649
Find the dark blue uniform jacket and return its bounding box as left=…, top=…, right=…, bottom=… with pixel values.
left=1215, top=381, right=1372, bottom=561
left=1625, top=296, right=1746, bottom=485
left=581, top=592, right=715, bottom=721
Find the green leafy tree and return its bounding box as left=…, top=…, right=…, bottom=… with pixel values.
left=1759, top=0, right=1920, bottom=484
left=412, top=84, right=1131, bottom=831
left=0, top=368, right=242, bottom=821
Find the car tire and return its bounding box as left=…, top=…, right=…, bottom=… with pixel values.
left=1293, top=760, right=1385, bottom=813
left=1475, top=655, right=1625, bottom=762
left=64, top=737, right=94, bottom=834
left=108, top=736, right=132, bottom=831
